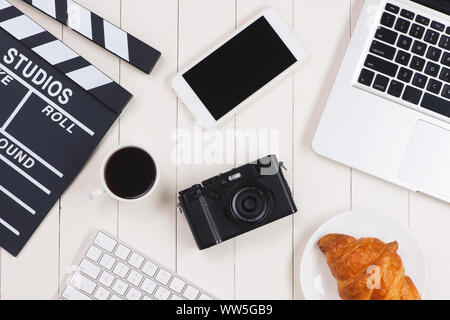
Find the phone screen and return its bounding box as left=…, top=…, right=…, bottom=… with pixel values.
left=182, top=16, right=297, bottom=121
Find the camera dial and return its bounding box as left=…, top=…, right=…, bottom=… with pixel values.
left=230, top=186, right=270, bottom=223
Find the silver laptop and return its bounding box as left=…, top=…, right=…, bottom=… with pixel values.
left=314, top=0, right=450, bottom=203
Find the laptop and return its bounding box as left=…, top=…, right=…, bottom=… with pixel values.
left=313, top=0, right=450, bottom=203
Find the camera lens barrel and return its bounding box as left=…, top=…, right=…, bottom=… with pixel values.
left=230, top=186, right=270, bottom=223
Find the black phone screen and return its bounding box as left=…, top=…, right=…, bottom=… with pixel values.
left=182, top=16, right=297, bottom=121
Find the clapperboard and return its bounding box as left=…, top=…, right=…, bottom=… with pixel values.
left=21, top=0, right=161, bottom=74
left=0, top=0, right=132, bottom=256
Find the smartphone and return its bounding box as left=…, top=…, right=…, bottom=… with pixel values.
left=172, top=8, right=307, bottom=128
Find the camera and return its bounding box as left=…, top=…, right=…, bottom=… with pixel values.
left=178, top=155, right=298, bottom=250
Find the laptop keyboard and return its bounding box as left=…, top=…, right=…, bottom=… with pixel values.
left=355, top=2, right=450, bottom=120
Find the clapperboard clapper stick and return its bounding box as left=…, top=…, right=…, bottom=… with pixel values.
left=21, top=0, right=161, bottom=74
left=0, top=0, right=132, bottom=255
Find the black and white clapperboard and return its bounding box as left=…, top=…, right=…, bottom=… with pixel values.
left=0, top=0, right=132, bottom=256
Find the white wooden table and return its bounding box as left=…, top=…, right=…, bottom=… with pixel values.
left=1, top=0, right=449, bottom=300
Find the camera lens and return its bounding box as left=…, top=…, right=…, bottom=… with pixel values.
left=230, top=186, right=270, bottom=223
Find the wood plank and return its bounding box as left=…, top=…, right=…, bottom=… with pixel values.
left=177, top=0, right=236, bottom=300
left=350, top=0, right=409, bottom=225
left=0, top=0, right=62, bottom=300
left=293, top=0, right=352, bottom=300
left=117, top=0, right=178, bottom=269
left=410, top=194, right=450, bottom=299
left=58, top=0, right=121, bottom=295
left=234, top=0, right=294, bottom=300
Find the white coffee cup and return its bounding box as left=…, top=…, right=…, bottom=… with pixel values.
left=90, top=144, right=160, bottom=202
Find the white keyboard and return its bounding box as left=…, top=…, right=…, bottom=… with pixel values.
left=60, top=231, right=215, bottom=301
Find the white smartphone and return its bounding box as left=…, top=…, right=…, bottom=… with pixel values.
left=172, top=8, right=307, bottom=128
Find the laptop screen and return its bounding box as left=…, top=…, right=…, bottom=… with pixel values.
left=410, top=0, right=450, bottom=15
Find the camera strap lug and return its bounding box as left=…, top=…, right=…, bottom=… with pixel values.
left=280, top=162, right=287, bottom=171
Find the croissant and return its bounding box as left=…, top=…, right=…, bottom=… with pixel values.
left=318, top=234, right=421, bottom=300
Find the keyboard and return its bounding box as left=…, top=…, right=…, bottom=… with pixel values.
left=354, top=1, right=450, bottom=121
left=60, top=231, right=215, bottom=300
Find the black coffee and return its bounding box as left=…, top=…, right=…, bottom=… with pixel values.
left=105, top=147, right=157, bottom=199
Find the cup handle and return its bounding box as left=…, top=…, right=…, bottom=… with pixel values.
left=90, top=188, right=105, bottom=200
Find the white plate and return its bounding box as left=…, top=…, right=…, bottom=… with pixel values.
left=300, top=210, right=429, bottom=300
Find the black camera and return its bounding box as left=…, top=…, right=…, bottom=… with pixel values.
left=178, top=155, right=298, bottom=250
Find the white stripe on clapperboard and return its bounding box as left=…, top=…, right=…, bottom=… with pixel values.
left=0, top=62, right=95, bottom=136
left=0, top=185, right=35, bottom=215
left=33, top=40, right=79, bottom=66
left=0, top=217, right=19, bottom=236
left=0, top=14, right=44, bottom=40
left=0, top=129, right=63, bottom=178
left=0, top=153, right=51, bottom=194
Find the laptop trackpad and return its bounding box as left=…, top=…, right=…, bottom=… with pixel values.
left=399, top=121, right=450, bottom=199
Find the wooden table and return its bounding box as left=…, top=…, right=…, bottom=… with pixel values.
left=1, top=0, right=448, bottom=300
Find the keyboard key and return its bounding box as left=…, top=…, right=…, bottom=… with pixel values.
left=126, top=288, right=142, bottom=300
left=410, top=56, right=425, bottom=72
left=364, top=54, right=398, bottom=77
left=128, top=252, right=144, bottom=269
left=85, top=245, right=102, bottom=262
left=370, top=40, right=396, bottom=60
left=155, top=287, right=171, bottom=300
left=183, top=285, right=200, bottom=300
left=431, top=21, right=445, bottom=32
left=424, top=29, right=439, bottom=45
left=395, top=50, right=411, bottom=66
left=155, top=269, right=172, bottom=285
left=400, top=9, right=414, bottom=20
left=442, top=52, right=450, bottom=67
left=170, top=295, right=184, bottom=300
left=142, top=261, right=159, bottom=277
left=99, top=253, right=116, bottom=270
left=395, top=18, right=411, bottom=33
left=439, top=35, right=450, bottom=50
left=398, top=67, right=414, bottom=83
left=94, top=232, right=117, bottom=252
left=110, top=294, right=123, bottom=300
left=142, top=295, right=153, bottom=300
left=112, top=279, right=129, bottom=296
left=381, top=12, right=396, bottom=28
left=440, top=67, right=450, bottom=83
left=409, top=24, right=425, bottom=39
left=169, top=277, right=186, bottom=294
left=141, top=278, right=157, bottom=294
left=411, top=40, right=427, bottom=56
left=421, top=93, right=450, bottom=117
left=79, top=259, right=101, bottom=279
left=127, top=270, right=144, bottom=286
left=373, top=74, right=389, bottom=92
left=447, top=26, right=450, bottom=35
left=427, top=79, right=443, bottom=94
left=387, top=80, right=404, bottom=98
left=424, top=62, right=440, bottom=77
left=71, top=272, right=97, bottom=295
left=375, top=27, right=398, bottom=44
left=443, top=85, right=450, bottom=99
left=114, top=244, right=131, bottom=261
left=62, top=286, right=92, bottom=300
left=98, top=271, right=115, bottom=288
left=402, top=86, right=423, bottom=104
left=397, top=35, right=412, bottom=50
left=385, top=3, right=400, bottom=14
left=412, top=73, right=428, bottom=89
left=415, top=15, right=430, bottom=26
left=94, top=286, right=110, bottom=300
left=113, top=261, right=130, bottom=278
left=426, top=46, right=442, bottom=62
